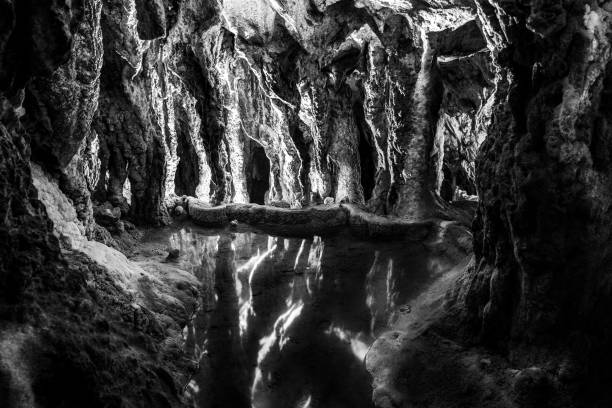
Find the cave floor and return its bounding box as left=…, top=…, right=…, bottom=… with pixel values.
left=126, top=221, right=471, bottom=408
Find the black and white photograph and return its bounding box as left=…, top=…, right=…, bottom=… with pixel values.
left=1, top=0, right=611, bottom=407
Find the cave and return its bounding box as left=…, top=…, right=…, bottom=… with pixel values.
left=247, top=144, right=270, bottom=205
left=2, top=1, right=612, bottom=408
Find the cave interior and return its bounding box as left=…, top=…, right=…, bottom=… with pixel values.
left=1, top=0, right=612, bottom=407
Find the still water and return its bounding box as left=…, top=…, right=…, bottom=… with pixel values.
left=143, top=224, right=457, bottom=408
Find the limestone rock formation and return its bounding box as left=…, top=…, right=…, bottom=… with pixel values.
left=0, top=2, right=199, bottom=407
left=3, top=0, right=612, bottom=407
left=366, top=1, right=612, bottom=407
left=446, top=0, right=612, bottom=384
left=23, top=0, right=486, bottom=226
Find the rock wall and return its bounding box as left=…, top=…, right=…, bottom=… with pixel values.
left=23, top=0, right=103, bottom=233
left=0, top=2, right=199, bottom=407
left=14, top=0, right=491, bottom=229
left=4, top=0, right=612, bottom=406
left=443, top=0, right=612, bottom=395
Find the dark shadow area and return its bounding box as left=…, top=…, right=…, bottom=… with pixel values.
left=247, top=144, right=270, bottom=205
left=174, top=106, right=200, bottom=197
left=289, top=121, right=311, bottom=205
left=439, top=161, right=477, bottom=202
left=354, top=102, right=375, bottom=201
left=194, top=234, right=251, bottom=408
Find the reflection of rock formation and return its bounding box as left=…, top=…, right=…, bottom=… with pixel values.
left=173, top=226, right=468, bottom=408
left=250, top=234, right=376, bottom=408
left=195, top=233, right=250, bottom=408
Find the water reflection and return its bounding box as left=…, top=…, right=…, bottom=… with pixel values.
left=164, top=226, right=449, bottom=408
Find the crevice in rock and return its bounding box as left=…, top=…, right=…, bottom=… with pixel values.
left=247, top=142, right=270, bottom=205
left=174, top=104, right=200, bottom=197
left=354, top=101, right=375, bottom=201
left=289, top=120, right=311, bottom=205
left=134, top=0, right=166, bottom=40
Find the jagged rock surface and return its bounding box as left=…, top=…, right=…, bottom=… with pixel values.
left=442, top=2, right=611, bottom=366
left=448, top=0, right=612, bottom=366
left=378, top=1, right=612, bottom=407
left=0, top=2, right=198, bottom=407
left=22, top=0, right=485, bottom=226
left=5, top=0, right=612, bottom=407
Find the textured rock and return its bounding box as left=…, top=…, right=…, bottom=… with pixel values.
left=7, top=0, right=612, bottom=406
left=427, top=1, right=612, bottom=405
left=6, top=0, right=487, bottom=228
left=25, top=0, right=103, bottom=169
left=434, top=38, right=494, bottom=200
left=187, top=200, right=349, bottom=235
left=93, top=0, right=170, bottom=226
left=448, top=0, right=612, bottom=352
left=31, top=163, right=86, bottom=248
left=21, top=0, right=103, bottom=235
left=134, top=0, right=481, bottom=218
left=173, top=205, right=185, bottom=216
left=0, top=2, right=199, bottom=407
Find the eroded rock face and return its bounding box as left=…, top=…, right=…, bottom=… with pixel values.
left=93, top=0, right=171, bottom=225
left=2, top=0, right=492, bottom=232
left=25, top=0, right=484, bottom=226
left=23, top=0, right=103, bottom=234
left=0, top=2, right=199, bottom=407
left=11, top=0, right=612, bottom=407
left=441, top=0, right=612, bottom=399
